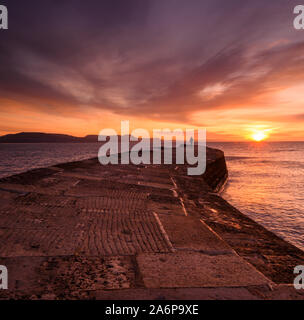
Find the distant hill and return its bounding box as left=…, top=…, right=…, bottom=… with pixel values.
left=0, top=132, right=145, bottom=143
left=0, top=132, right=100, bottom=143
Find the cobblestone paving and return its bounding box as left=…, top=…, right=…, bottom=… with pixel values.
left=0, top=162, right=174, bottom=258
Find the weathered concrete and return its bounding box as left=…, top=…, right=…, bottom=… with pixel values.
left=0, top=147, right=303, bottom=300
left=137, top=252, right=269, bottom=288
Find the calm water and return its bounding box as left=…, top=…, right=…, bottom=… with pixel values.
left=0, top=142, right=303, bottom=250
left=0, top=143, right=101, bottom=178
left=209, top=142, right=304, bottom=250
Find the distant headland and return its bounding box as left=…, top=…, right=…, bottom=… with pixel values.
left=0, top=132, right=100, bottom=143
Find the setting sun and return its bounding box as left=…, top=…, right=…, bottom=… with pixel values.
left=251, top=131, right=268, bottom=142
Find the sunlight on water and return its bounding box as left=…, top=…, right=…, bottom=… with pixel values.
left=209, top=142, right=304, bottom=251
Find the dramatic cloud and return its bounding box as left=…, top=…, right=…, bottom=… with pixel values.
left=0, top=0, right=303, bottom=139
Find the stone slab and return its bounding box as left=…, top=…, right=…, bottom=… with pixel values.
left=0, top=255, right=136, bottom=299
left=158, top=214, right=233, bottom=253
left=137, top=252, right=270, bottom=288
left=94, top=287, right=259, bottom=300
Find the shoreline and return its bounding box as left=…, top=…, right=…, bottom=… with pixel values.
left=0, top=147, right=303, bottom=299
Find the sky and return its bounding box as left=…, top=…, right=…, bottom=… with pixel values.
left=0, top=0, right=304, bottom=141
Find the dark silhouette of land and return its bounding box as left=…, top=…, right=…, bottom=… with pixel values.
left=0, top=132, right=185, bottom=146
left=0, top=132, right=100, bottom=143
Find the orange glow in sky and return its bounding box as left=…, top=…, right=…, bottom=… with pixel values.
left=1, top=2, right=304, bottom=142
left=246, top=127, right=273, bottom=142
left=251, top=131, right=268, bottom=142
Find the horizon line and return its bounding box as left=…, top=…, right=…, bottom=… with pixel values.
left=1, top=131, right=303, bottom=144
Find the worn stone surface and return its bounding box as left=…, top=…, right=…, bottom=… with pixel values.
left=157, top=214, right=233, bottom=253
left=93, top=287, right=260, bottom=300
left=0, top=255, right=136, bottom=300
left=137, top=252, right=270, bottom=288
left=0, top=147, right=303, bottom=300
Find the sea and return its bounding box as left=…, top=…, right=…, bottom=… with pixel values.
left=0, top=141, right=303, bottom=250
left=209, top=142, right=304, bottom=251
